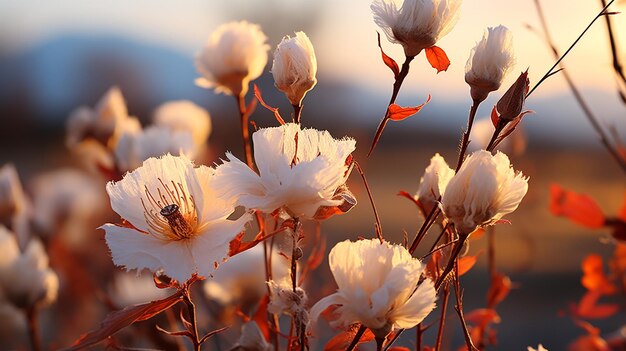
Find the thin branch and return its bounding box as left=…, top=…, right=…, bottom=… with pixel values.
left=435, top=283, right=451, bottom=351
left=599, top=0, right=626, bottom=88
left=354, top=161, right=384, bottom=242
left=346, top=325, right=367, bottom=351
left=531, top=0, right=626, bottom=173
left=368, top=55, right=416, bottom=156
left=455, top=100, right=482, bottom=172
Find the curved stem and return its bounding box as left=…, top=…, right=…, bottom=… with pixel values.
left=353, top=161, right=384, bottom=243
left=435, top=283, right=450, bottom=351
left=368, top=55, right=415, bottom=156
left=183, top=288, right=201, bottom=351
left=455, top=100, right=481, bottom=172
left=236, top=94, right=255, bottom=169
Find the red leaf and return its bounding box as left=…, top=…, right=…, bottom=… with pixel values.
left=388, top=348, right=411, bottom=351
left=486, top=273, right=511, bottom=308
left=252, top=296, right=271, bottom=341
left=377, top=32, right=400, bottom=78
left=581, top=255, right=616, bottom=295
left=458, top=255, right=478, bottom=276
left=465, top=308, right=500, bottom=326
left=490, top=105, right=500, bottom=127
left=619, top=193, right=626, bottom=221
left=575, top=291, right=619, bottom=319
left=253, top=84, right=285, bottom=125
left=388, top=95, right=431, bottom=121
left=549, top=184, right=605, bottom=228
left=324, top=326, right=375, bottom=351
left=64, top=292, right=183, bottom=350
left=424, top=46, right=450, bottom=73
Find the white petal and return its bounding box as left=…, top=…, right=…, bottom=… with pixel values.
left=102, top=224, right=196, bottom=283
left=191, top=212, right=253, bottom=278
left=390, top=278, right=437, bottom=329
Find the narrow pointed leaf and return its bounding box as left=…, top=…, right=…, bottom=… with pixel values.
left=377, top=32, right=400, bottom=78
left=63, top=291, right=183, bottom=350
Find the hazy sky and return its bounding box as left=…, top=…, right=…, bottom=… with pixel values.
left=1, top=0, right=625, bottom=110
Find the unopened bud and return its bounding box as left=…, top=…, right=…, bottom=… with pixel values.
left=272, top=31, right=317, bottom=106
left=496, top=70, right=529, bottom=122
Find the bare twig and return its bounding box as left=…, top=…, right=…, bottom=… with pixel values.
left=599, top=0, right=626, bottom=89
left=354, top=161, right=385, bottom=243
left=453, top=264, right=478, bottom=351
left=435, top=283, right=451, bottom=351
left=346, top=325, right=367, bottom=351
left=531, top=0, right=626, bottom=173
left=369, top=55, right=416, bottom=156
left=455, top=100, right=482, bottom=172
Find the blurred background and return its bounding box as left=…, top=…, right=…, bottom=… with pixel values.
left=0, top=0, right=624, bottom=349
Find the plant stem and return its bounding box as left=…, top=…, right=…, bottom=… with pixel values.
left=409, top=206, right=441, bottom=255
left=236, top=94, right=255, bottom=169
left=353, top=161, right=384, bottom=243
left=453, top=264, right=478, bottom=351
left=368, top=55, right=415, bottom=156
left=455, top=100, right=481, bottom=172
left=435, top=283, right=450, bottom=351
left=599, top=0, right=626, bottom=87
left=531, top=0, right=626, bottom=173
left=527, top=0, right=615, bottom=98
left=182, top=288, right=201, bottom=351
left=346, top=325, right=367, bottom=351
left=292, top=104, right=303, bottom=124
left=26, top=306, right=41, bottom=351
left=435, top=232, right=468, bottom=290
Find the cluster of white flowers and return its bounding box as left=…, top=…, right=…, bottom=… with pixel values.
left=66, top=87, right=212, bottom=175
left=61, top=3, right=535, bottom=349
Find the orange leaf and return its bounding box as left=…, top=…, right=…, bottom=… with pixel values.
left=424, top=46, right=450, bottom=73
left=581, top=255, right=616, bottom=295
left=458, top=255, right=478, bottom=276
left=324, top=326, right=375, bottom=351
left=377, top=32, right=400, bottom=78
left=388, top=95, right=431, bottom=121
left=464, top=308, right=500, bottom=326
left=468, top=227, right=486, bottom=241
left=64, top=292, right=183, bottom=350
left=253, top=84, right=285, bottom=125
left=388, top=348, right=411, bottom=351
left=490, top=105, right=500, bottom=127
left=487, top=273, right=511, bottom=308
left=549, top=184, right=605, bottom=228
left=252, top=296, right=271, bottom=341
left=575, top=291, right=619, bottom=319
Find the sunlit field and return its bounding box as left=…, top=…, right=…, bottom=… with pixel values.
left=0, top=0, right=625, bottom=350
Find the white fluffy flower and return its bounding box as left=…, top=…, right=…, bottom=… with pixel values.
left=0, top=227, right=58, bottom=309
left=203, top=244, right=290, bottom=306
left=101, top=154, right=252, bottom=284
left=195, top=21, right=269, bottom=96
left=30, top=169, right=106, bottom=245
left=441, top=150, right=528, bottom=235
left=415, top=153, right=454, bottom=215
left=66, top=86, right=140, bottom=148
left=309, top=239, right=437, bottom=338
left=0, top=165, right=29, bottom=246
left=114, top=126, right=196, bottom=173
left=465, top=25, right=515, bottom=102
left=153, top=100, right=212, bottom=147
left=267, top=279, right=307, bottom=317
left=214, top=123, right=356, bottom=219
left=272, top=31, right=318, bottom=106
left=371, top=0, right=462, bottom=56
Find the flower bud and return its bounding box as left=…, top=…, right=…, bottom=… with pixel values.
left=372, top=0, right=462, bottom=57
left=0, top=228, right=59, bottom=309
left=272, top=31, right=318, bottom=106
left=441, top=150, right=528, bottom=235
left=153, top=100, right=212, bottom=147
left=496, top=70, right=529, bottom=122
left=465, top=26, right=515, bottom=102
left=415, top=153, right=454, bottom=216
left=195, top=21, right=269, bottom=96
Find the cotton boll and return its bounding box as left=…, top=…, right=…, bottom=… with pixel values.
left=153, top=100, right=212, bottom=147
left=272, top=31, right=318, bottom=106
left=196, top=21, right=269, bottom=96
left=372, top=0, right=462, bottom=56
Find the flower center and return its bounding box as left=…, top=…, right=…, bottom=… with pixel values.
left=140, top=178, right=198, bottom=241
left=160, top=204, right=194, bottom=240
